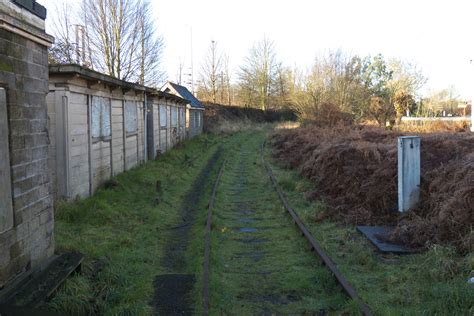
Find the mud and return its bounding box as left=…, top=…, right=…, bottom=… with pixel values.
left=152, top=148, right=223, bottom=315
left=153, top=274, right=195, bottom=315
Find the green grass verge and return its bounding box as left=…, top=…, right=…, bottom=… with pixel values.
left=47, top=134, right=223, bottom=315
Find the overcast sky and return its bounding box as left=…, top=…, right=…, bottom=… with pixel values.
left=39, top=0, right=474, bottom=98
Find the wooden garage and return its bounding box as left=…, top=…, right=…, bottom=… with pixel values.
left=161, top=82, right=205, bottom=139
left=47, top=65, right=147, bottom=199
left=146, top=91, right=188, bottom=160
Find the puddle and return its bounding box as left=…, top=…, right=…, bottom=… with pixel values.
left=238, top=218, right=256, bottom=223
left=233, top=251, right=266, bottom=262
left=239, top=209, right=256, bottom=215
left=234, top=237, right=268, bottom=244
left=235, top=226, right=272, bottom=233
left=239, top=227, right=259, bottom=233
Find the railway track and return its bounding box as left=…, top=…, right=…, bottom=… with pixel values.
left=202, top=137, right=372, bottom=315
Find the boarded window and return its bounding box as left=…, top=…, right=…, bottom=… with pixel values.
left=0, top=87, right=13, bottom=233
left=180, top=108, right=185, bottom=127
left=171, top=106, right=178, bottom=126
left=91, top=96, right=111, bottom=139
left=159, top=105, right=167, bottom=127
left=125, top=101, right=138, bottom=133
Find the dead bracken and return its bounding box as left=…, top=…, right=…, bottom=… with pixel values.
left=270, top=125, right=474, bottom=253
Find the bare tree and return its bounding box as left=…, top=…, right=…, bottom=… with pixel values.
left=48, top=2, right=76, bottom=64
left=238, top=36, right=278, bottom=111
left=135, top=0, right=165, bottom=86
left=199, top=40, right=222, bottom=103
left=222, top=54, right=232, bottom=105
left=49, top=0, right=164, bottom=85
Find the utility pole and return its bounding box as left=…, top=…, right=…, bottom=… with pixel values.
left=190, top=26, right=194, bottom=95
left=74, top=25, right=88, bottom=66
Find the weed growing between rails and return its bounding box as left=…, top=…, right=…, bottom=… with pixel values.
left=265, top=134, right=474, bottom=314
left=205, top=132, right=349, bottom=314
left=47, top=134, right=224, bottom=315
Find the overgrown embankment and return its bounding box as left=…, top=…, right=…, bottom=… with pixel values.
left=203, top=102, right=296, bottom=132
left=271, top=125, right=474, bottom=252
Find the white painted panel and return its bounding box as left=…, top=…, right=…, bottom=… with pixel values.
left=398, top=136, right=421, bottom=212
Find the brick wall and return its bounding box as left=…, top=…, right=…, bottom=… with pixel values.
left=0, top=1, right=54, bottom=288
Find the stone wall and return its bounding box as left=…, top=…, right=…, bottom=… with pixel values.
left=0, top=0, right=54, bottom=288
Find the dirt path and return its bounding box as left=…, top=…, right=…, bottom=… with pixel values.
left=208, top=134, right=346, bottom=314
left=153, top=148, right=223, bottom=315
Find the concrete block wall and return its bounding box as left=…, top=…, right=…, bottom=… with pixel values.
left=0, top=0, right=54, bottom=288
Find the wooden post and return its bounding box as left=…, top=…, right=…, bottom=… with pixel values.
left=398, top=136, right=420, bottom=212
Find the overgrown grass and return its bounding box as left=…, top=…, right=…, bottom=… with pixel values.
left=203, top=132, right=350, bottom=314
left=266, top=145, right=474, bottom=314
left=46, top=123, right=473, bottom=315
left=47, top=134, right=223, bottom=315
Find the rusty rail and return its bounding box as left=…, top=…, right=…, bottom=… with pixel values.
left=202, top=159, right=226, bottom=316
left=260, top=141, right=373, bottom=316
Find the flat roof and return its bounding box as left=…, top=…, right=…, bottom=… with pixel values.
left=49, top=64, right=188, bottom=104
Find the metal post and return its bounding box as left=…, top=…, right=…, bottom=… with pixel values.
left=398, top=136, right=420, bottom=212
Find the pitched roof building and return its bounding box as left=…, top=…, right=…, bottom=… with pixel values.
left=161, top=82, right=204, bottom=138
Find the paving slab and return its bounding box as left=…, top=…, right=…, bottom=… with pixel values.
left=357, top=226, right=418, bottom=254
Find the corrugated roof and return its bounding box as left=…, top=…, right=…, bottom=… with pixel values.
left=165, top=82, right=205, bottom=109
